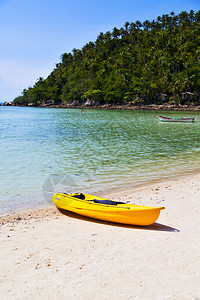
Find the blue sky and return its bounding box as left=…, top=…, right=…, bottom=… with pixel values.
left=0, top=0, right=199, bottom=101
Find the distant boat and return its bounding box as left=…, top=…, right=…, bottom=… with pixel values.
left=156, top=115, right=195, bottom=123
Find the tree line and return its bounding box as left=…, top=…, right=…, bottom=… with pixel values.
left=14, top=10, right=200, bottom=106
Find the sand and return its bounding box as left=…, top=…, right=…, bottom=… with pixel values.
left=0, top=173, right=200, bottom=300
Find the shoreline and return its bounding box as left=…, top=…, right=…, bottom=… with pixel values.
left=1, top=171, right=200, bottom=299
left=4, top=102, right=200, bottom=111
left=1, top=170, right=200, bottom=221
left=1, top=169, right=200, bottom=219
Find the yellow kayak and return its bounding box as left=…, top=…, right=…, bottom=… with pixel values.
left=52, top=193, right=165, bottom=226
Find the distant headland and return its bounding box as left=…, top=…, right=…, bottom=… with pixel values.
left=9, top=10, right=200, bottom=109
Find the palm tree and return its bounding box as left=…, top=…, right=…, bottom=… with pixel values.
left=112, top=27, right=120, bottom=39
left=135, top=20, right=142, bottom=29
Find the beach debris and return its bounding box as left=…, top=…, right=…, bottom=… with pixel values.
left=35, top=263, right=40, bottom=269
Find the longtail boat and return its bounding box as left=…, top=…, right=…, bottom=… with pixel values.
left=156, top=115, right=194, bottom=123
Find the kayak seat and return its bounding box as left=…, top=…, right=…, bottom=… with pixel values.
left=93, top=199, right=125, bottom=205
left=72, top=193, right=85, bottom=200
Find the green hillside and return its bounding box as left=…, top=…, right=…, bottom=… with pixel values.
left=14, top=10, right=200, bottom=106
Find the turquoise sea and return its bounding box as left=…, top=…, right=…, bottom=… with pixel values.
left=1, top=106, right=200, bottom=214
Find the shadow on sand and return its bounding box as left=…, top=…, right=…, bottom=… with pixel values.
left=58, top=208, right=179, bottom=232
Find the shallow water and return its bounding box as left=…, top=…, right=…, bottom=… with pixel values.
left=0, top=106, right=200, bottom=213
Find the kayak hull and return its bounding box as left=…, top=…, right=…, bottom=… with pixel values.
left=52, top=193, right=165, bottom=226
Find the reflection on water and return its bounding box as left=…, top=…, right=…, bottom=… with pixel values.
left=0, top=107, right=200, bottom=212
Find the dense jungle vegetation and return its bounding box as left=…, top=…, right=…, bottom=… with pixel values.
left=14, top=10, right=200, bottom=106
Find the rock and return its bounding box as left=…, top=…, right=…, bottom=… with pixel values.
left=84, top=99, right=99, bottom=106
left=3, top=102, right=12, bottom=106
left=71, top=100, right=80, bottom=106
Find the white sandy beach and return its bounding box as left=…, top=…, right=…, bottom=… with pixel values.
left=0, top=173, right=200, bottom=300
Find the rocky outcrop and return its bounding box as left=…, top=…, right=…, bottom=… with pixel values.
left=3, top=102, right=12, bottom=106
left=10, top=101, right=200, bottom=111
